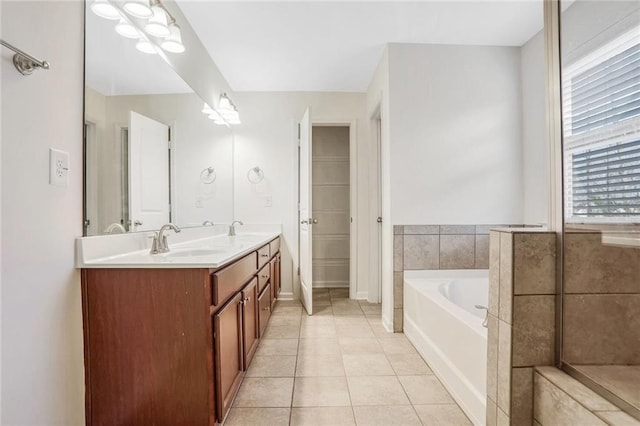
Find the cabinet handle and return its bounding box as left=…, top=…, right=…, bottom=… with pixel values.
left=261, top=275, right=269, bottom=279
left=245, top=297, right=251, bottom=302
left=263, top=306, right=270, bottom=311
left=261, top=254, right=269, bottom=258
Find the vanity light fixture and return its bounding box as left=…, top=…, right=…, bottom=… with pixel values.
left=161, top=22, right=185, bottom=53
left=91, top=0, right=184, bottom=55
left=90, top=0, right=121, bottom=20
left=135, top=38, right=157, bottom=54
left=122, top=0, right=153, bottom=19
left=145, top=4, right=171, bottom=37
left=218, top=93, right=241, bottom=125
left=115, top=18, right=139, bottom=39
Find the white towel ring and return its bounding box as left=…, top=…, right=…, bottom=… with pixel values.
left=247, top=166, right=264, bottom=184
left=200, top=167, right=216, bottom=184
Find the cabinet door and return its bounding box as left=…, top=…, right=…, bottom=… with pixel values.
left=276, top=253, right=282, bottom=297
left=213, top=292, right=244, bottom=423
left=269, top=258, right=277, bottom=309
left=258, top=284, right=272, bottom=337
left=242, top=278, right=259, bottom=369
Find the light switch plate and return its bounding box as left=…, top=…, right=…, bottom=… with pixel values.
left=264, top=196, right=273, bottom=207
left=49, top=148, right=69, bottom=186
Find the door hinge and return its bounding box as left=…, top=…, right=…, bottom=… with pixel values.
left=168, top=127, right=172, bottom=142
left=297, top=267, right=300, bottom=276
left=297, top=123, right=301, bottom=141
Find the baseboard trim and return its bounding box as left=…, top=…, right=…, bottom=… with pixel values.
left=278, top=292, right=294, bottom=300
left=356, top=291, right=368, bottom=300
left=313, top=282, right=349, bottom=288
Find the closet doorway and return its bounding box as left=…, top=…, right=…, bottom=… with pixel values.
left=311, top=125, right=352, bottom=293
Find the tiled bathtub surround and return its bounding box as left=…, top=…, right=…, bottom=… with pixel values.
left=393, top=224, right=524, bottom=332
left=486, top=228, right=556, bottom=426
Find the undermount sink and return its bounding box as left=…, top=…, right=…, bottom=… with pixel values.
left=164, top=248, right=226, bottom=258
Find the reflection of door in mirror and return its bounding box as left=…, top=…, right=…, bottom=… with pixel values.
left=128, top=111, right=170, bottom=232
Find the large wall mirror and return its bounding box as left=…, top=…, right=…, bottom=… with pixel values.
left=560, top=0, right=640, bottom=419
left=83, top=1, right=233, bottom=236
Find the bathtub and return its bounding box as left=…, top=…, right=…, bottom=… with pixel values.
left=403, top=269, right=488, bottom=426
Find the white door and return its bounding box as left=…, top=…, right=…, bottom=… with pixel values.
left=299, top=108, right=313, bottom=315
left=128, top=111, right=170, bottom=232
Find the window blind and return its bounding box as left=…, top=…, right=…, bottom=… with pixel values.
left=570, top=138, right=640, bottom=217
left=563, top=27, right=640, bottom=219
left=570, top=43, right=640, bottom=135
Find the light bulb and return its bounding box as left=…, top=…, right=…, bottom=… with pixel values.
left=123, top=0, right=153, bottom=18
left=144, top=5, right=170, bottom=37
left=218, top=95, right=232, bottom=111
left=136, top=39, right=157, bottom=54
left=115, top=18, right=139, bottom=39
left=202, top=103, right=214, bottom=114
left=161, top=23, right=185, bottom=53
left=91, top=0, right=121, bottom=20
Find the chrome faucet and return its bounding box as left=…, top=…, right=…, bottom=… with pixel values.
left=202, top=220, right=214, bottom=226
left=104, top=223, right=126, bottom=234
left=475, top=305, right=489, bottom=328
left=228, top=220, right=244, bottom=236
left=150, top=223, right=181, bottom=254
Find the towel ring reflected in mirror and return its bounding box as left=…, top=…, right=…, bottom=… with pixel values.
left=247, top=166, right=264, bottom=184
left=200, top=167, right=216, bottom=184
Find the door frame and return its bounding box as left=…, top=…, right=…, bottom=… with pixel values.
left=310, top=119, right=358, bottom=299
left=368, top=107, right=383, bottom=304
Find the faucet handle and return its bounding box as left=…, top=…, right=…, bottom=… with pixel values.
left=150, top=232, right=160, bottom=254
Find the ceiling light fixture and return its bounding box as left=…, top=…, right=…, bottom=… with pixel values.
left=122, top=0, right=153, bottom=19
left=90, top=0, right=121, bottom=20
left=145, top=5, right=170, bottom=37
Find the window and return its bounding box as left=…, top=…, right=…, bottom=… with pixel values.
left=563, top=26, right=640, bottom=221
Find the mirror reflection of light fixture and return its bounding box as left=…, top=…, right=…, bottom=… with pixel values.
left=161, top=23, right=185, bottom=53
left=145, top=5, right=170, bottom=37
left=136, top=39, right=157, bottom=54
left=218, top=93, right=241, bottom=125
left=115, top=18, right=139, bottom=39
left=202, top=103, right=215, bottom=114
left=91, top=0, right=121, bottom=20
left=123, top=0, right=153, bottom=19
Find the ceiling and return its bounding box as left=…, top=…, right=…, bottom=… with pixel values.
left=177, top=1, right=544, bottom=92
left=85, top=1, right=545, bottom=95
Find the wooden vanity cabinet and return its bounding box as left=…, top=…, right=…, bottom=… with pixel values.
left=270, top=253, right=282, bottom=309
left=81, top=268, right=215, bottom=426
left=258, top=284, right=272, bottom=337
left=213, top=292, right=244, bottom=423
left=81, top=236, right=282, bottom=426
left=241, top=278, right=259, bottom=369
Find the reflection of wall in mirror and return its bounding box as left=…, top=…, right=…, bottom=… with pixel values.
left=84, top=88, right=233, bottom=234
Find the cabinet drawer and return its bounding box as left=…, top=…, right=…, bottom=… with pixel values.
left=212, top=252, right=258, bottom=307
left=257, top=244, right=270, bottom=269
left=257, top=264, right=270, bottom=294
left=269, top=237, right=280, bottom=256
left=258, top=284, right=272, bottom=337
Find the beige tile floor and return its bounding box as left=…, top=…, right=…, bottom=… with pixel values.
left=224, top=288, right=472, bottom=426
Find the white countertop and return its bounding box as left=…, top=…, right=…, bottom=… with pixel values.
left=76, top=224, right=282, bottom=269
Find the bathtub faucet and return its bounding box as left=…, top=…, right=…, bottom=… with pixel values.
left=474, top=305, right=489, bottom=328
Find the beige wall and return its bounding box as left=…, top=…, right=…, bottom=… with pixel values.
left=1, top=1, right=85, bottom=423
left=232, top=91, right=371, bottom=301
